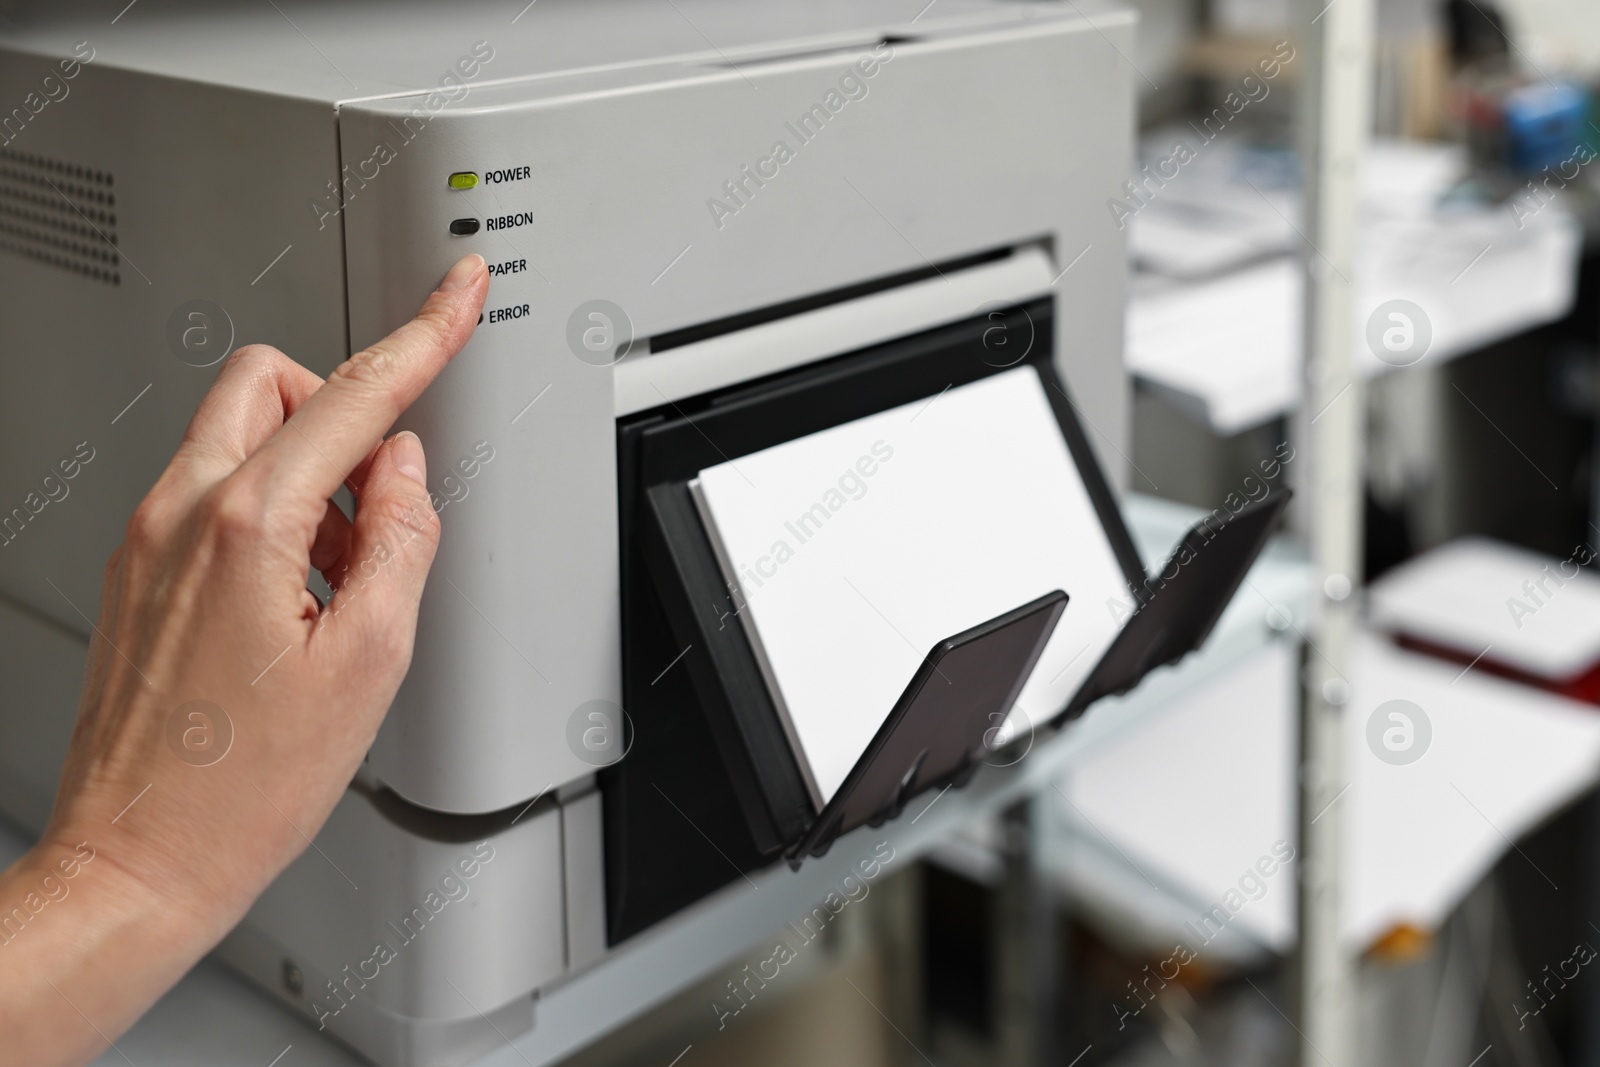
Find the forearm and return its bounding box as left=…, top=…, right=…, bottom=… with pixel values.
left=0, top=837, right=218, bottom=1067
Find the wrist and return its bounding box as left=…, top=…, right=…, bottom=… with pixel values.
left=4, top=834, right=166, bottom=952
left=42, top=774, right=297, bottom=937
left=0, top=837, right=210, bottom=1066
left=27, top=818, right=241, bottom=953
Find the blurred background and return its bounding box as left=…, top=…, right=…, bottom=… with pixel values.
left=539, top=2, right=1600, bottom=1065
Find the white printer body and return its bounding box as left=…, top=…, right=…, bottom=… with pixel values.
left=0, top=2, right=1133, bottom=1064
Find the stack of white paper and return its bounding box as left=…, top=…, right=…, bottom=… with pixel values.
left=1053, top=633, right=1600, bottom=953
left=691, top=368, right=1132, bottom=805
left=1124, top=138, right=1580, bottom=436
left=1369, top=536, right=1600, bottom=681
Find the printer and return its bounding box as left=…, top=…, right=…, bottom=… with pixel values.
left=0, top=2, right=1154, bottom=1064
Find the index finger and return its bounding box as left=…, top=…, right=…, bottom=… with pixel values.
left=242, top=253, right=488, bottom=507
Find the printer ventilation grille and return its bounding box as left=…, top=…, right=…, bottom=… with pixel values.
left=0, top=150, right=119, bottom=285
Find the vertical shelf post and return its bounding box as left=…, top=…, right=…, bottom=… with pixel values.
left=1294, top=0, right=1373, bottom=1061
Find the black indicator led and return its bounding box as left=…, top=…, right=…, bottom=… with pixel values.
left=449, top=218, right=480, bottom=236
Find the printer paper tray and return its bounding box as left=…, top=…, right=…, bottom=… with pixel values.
left=603, top=289, right=1146, bottom=943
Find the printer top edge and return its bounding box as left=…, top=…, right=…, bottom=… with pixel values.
left=0, top=0, right=1129, bottom=108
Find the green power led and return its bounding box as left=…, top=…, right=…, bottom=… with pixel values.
left=448, top=172, right=478, bottom=190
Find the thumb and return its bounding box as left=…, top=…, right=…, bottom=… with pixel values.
left=316, top=430, right=441, bottom=665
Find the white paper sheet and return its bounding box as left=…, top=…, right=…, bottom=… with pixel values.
left=1055, top=634, right=1600, bottom=952
left=1057, top=640, right=1299, bottom=955
left=1369, top=536, right=1600, bottom=680
left=691, top=368, right=1132, bottom=805
left=1125, top=259, right=1301, bottom=434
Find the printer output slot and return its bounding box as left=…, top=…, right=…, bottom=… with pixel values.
left=613, top=244, right=1056, bottom=416
left=645, top=247, right=1010, bottom=355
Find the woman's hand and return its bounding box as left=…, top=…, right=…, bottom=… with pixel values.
left=0, top=253, right=489, bottom=1067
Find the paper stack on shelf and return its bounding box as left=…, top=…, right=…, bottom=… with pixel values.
left=1369, top=536, right=1600, bottom=698
left=1124, top=139, right=1583, bottom=435
left=1047, top=631, right=1600, bottom=956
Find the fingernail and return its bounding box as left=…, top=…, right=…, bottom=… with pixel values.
left=440, top=253, right=485, bottom=292
left=392, top=431, right=426, bottom=485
